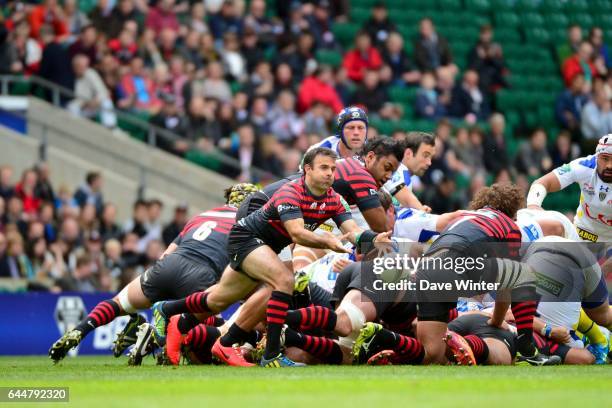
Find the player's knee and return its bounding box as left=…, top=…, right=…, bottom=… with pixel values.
left=334, top=310, right=352, bottom=337
left=565, top=349, right=595, bottom=365
left=272, top=272, right=294, bottom=293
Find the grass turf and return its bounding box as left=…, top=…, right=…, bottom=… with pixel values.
left=0, top=356, right=610, bottom=407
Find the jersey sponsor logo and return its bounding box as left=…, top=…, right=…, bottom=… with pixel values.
left=277, top=204, right=298, bottom=213
left=369, top=188, right=377, bottom=196
left=576, top=227, right=598, bottom=242
left=318, top=223, right=334, bottom=232
left=583, top=182, right=595, bottom=196
left=303, top=223, right=319, bottom=231
left=533, top=271, right=563, bottom=297
left=310, top=202, right=317, bottom=209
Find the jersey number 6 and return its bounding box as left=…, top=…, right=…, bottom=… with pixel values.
left=192, top=221, right=217, bottom=241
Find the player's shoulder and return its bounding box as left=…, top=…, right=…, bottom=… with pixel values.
left=563, top=155, right=597, bottom=172
left=312, top=135, right=340, bottom=150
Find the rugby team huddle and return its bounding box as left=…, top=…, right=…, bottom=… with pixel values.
left=49, top=107, right=612, bottom=367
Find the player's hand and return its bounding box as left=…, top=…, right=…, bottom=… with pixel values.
left=421, top=205, right=432, bottom=213
left=332, top=258, right=353, bottom=273
left=326, top=232, right=352, bottom=253
left=373, top=231, right=393, bottom=243
left=550, top=326, right=570, bottom=344
left=487, top=318, right=509, bottom=331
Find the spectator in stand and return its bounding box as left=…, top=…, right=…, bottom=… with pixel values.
left=269, top=90, right=304, bottom=143
left=241, top=27, right=265, bottom=75
left=183, top=96, right=222, bottom=148
left=4, top=231, right=32, bottom=279
left=34, top=163, right=55, bottom=204
left=363, top=1, right=396, bottom=48
left=342, top=30, right=382, bottom=83
left=63, top=0, right=90, bottom=37
left=0, top=26, right=22, bottom=75
left=88, top=0, right=113, bottom=36
left=108, top=0, right=141, bottom=39
left=413, top=17, right=456, bottom=75
left=305, top=1, right=338, bottom=50
left=352, top=69, right=401, bottom=120
left=468, top=24, right=507, bottom=98
left=580, top=87, right=612, bottom=142
left=68, top=25, right=98, bottom=65
left=562, top=41, right=597, bottom=89
left=209, top=0, right=244, bottom=42
left=244, top=0, right=276, bottom=47
left=179, top=30, right=204, bottom=69
left=108, top=27, right=139, bottom=66
left=12, top=22, right=42, bottom=76
left=221, top=32, right=247, bottom=82
left=415, top=71, right=446, bottom=120
left=222, top=123, right=263, bottom=182
left=161, top=203, right=188, bottom=246
left=302, top=102, right=331, bottom=137
left=280, top=31, right=317, bottom=82
left=514, top=128, right=553, bottom=177
left=73, top=171, right=104, bottom=215
left=27, top=0, right=68, bottom=40
left=449, top=69, right=489, bottom=122
left=297, top=65, right=343, bottom=114
left=5, top=197, right=28, bottom=237
left=145, top=0, right=179, bottom=37
left=380, top=31, right=421, bottom=86
left=483, top=113, right=511, bottom=176
left=555, top=73, right=589, bottom=134
left=589, top=26, right=611, bottom=69
left=249, top=96, right=272, bottom=136
left=14, top=169, right=41, bottom=219
left=79, top=203, right=99, bottom=239
left=421, top=175, right=462, bottom=214
left=274, top=62, right=297, bottom=97
left=26, top=236, right=56, bottom=286
left=122, top=199, right=149, bottom=241
left=557, top=24, right=582, bottom=67
left=117, top=56, right=162, bottom=114
left=68, top=54, right=117, bottom=128
left=150, top=93, right=186, bottom=153
left=0, top=232, right=9, bottom=278
left=38, top=24, right=74, bottom=97
left=187, top=2, right=209, bottom=35
left=99, top=203, right=121, bottom=243
left=56, top=253, right=96, bottom=293
left=38, top=201, right=57, bottom=243
left=0, top=166, right=14, bottom=201
left=259, top=134, right=287, bottom=178
left=202, top=61, right=232, bottom=103
left=549, top=130, right=579, bottom=169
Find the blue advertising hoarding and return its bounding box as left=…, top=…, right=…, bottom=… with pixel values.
left=0, top=293, right=238, bottom=356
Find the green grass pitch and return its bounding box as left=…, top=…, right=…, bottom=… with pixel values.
left=0, top=357, right=610, bottom=407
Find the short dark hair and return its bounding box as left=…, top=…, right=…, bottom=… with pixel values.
left=302, top=147, right=339, bottom=168
left=133, top=199, right=148, bottom=209
left=360, top=138, right=404, bottom=162
left=86, top=171, right=100, bottom=185
left=402, top=132, right=435, bottom=155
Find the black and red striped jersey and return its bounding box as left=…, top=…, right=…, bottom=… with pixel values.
left=238, top=176, right=353, bottom=251
left=429, top=207, right=522, bottom=259
left=333, top=157, right=381, bottom=211
left=173, top=206, right=237, bottom=276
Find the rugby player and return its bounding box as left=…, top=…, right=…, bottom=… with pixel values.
left=527, top=134, right=611, bottom=244
left=47, top=183, right=259, bottom=363
left=154, top=147, right=392, bottom=367
left=413, top=183, right=560, bottom=365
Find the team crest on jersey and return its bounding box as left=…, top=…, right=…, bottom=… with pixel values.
left=599, top=185, right=609, bottom=201
left=556, top=163, right=571, bottom=175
